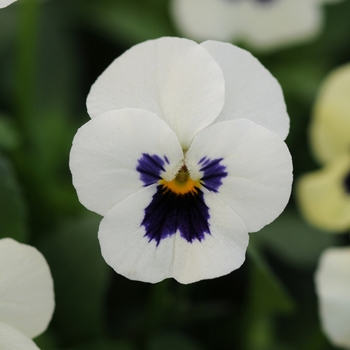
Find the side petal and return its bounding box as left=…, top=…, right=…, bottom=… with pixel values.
left=296, top=155, right=350, bottom=232
left=185, top=119, right=293, bottom=233
left=0, top=238, right=54, bottom=339
left=171, top=0, right=242, bottom=42
left=315, top=247, right=350, bottom=348
left=0, top=323, right=39, bottom=350
left=310, top=63, right=350, bottom=164
left=201, top=40, right=289, bottom=140
left=87, top=37, right=225, bottom=150
left=98, top=186, right=248, bottom=284
left=70, top=109, right=184, bottom=216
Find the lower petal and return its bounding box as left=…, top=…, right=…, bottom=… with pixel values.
left=297, top=155, right=350, bottom=231
left=98, top=185, right=248, bottom=284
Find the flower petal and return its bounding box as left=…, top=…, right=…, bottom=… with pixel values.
left=87, top=37, right=225, bottom=149
left=98, top=185, right=248, bottom=284
left=0, top=0, right=16, bottom=8
left=70, top=109, right=184, bottom=216
left=241, top=0, right=323, bottom=51
left=201, top=40, right=289, bottom=140
left=0, top=238, right=54, bottom=339
left=315, top=247, right=350, bottom=348
left=171, top=0, right=242, bottom=42
left=296, top=155, right=350, bottom=232
left=0, top=323, right=39, bottom=350
left=310, top=63, right=350, bottom=164
left=185, top=119, right=293, bottom=232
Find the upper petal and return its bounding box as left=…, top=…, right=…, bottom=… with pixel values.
left=201, top=40, right=289, bottom=140
left=70, top=109, right=184, bottom=216
left=315, top=247, right=350, bottom=348
left=0, top=238, right=54, bottom=339
left=296, top=154, right=350, bottom=232
left=98, top=185, right=248, bottom=284
left=185, top=119, right=293, bottom=232
left=310, top=63, right=350, bottom=164
left=0, top=323, right=39, bottom=350
left=87, top=37, right=225, bottom=149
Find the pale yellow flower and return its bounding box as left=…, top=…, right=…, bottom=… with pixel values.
left=297, top=64, right=350, bottom=231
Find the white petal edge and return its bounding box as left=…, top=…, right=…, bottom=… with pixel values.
left=70, top=108, right=184, bottom=216
left=201, top=41, right=289, bottom=140
left=315, top=247, right=350, bottom=349
left=0, top=323, right=39, bottom=350
left=185, top=119, right=293, bottom=233
left=98, top=185, right=248, bottom=284
left=0, top=238, right=54, bottom=339
left=87, top=37, right=225, bottom=150
left=0, top=0, right=16, bottom=8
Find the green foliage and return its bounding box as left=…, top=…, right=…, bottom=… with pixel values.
left=0, top=155, right=28, bottom=242
left=37, top=215, right=109, bottom=346
left=251, top=210, right=337, bottom=269
left=0, top=0, right=349, bottom=349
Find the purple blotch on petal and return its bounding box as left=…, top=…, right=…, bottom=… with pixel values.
left=137, top=153, right=165, bottom=186
left=141, top=186, right=210, bottom=245
left=199, top=157, right=227, bottom=193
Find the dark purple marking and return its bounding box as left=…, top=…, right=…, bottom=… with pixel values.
left=343, top=171, right=350, bottom=194
left=199, top=157, right=227, bottom=193
left=136, top=154, right=227, bottom=245
left=141, top=186, right=210, bottom=245
left=136, top=153, right=165, bottom=186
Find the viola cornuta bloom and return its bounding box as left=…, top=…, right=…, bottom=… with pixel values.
left=0, top=0, right=16, bottom=8
left=315, top=247, right=350, bottom=349
left=171, top=0, right=343, bottom=51
left=0, top=238, right=55, bottom=349
left=297, top=63, right=350, bottom=231
left=70, top=37, right=293, bottom=284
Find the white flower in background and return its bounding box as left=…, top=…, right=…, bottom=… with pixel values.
left=0, top=0, right=16, bottom=9
left=70, top=37, right=293, bottom=284
left=315, top=247, right=350, bottom=349
left=0, top=238, right=54, bottom=350
left=171, top=0, right=343, bottom=51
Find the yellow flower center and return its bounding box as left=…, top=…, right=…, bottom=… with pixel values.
left=159, top=166, right=201, bottom=195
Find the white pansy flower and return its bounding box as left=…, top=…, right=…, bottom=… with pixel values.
left=70, top=37, right=293, bottom=284
left=0, top=0, right=16, bottom=8
left=171, top=0, right=343, bottom=51
left=315, top=247, right=350, bottom=349
left=0, top=238, right=55, bottom=349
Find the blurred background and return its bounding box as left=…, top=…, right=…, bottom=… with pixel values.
left=1, top=0, right=350, bottom=349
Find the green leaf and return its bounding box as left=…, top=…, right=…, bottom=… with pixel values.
left=247, top=247, right=295, bottom=315
left=242, top=248, right=295, bottom=350
left=0, top=155, right=28, bottom=242
left=37, top=214, right=110, bottom=344
left=250, top=209, right=337, bottom=269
